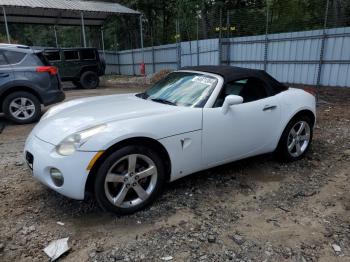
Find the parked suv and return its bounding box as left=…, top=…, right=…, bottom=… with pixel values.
left=0, top=44, right=65, bottom=124
left=44, top=48, right=106, bottom=89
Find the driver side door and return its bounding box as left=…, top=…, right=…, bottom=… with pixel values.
left=202, top=78, right=281, bottom=167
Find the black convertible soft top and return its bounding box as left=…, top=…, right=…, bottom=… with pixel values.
left=182, top=65, right=287, bottom=95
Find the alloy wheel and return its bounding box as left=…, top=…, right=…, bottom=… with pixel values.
left=104, top=154, right=158, bottom=208
left=287, top=120, right=311, bottom=157
left=9, top=97, right=36, bottom=120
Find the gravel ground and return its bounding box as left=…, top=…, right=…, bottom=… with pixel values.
left=0, top=83, right=349, bottom=262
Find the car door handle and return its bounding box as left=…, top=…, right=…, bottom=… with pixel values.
left=0, top=73, right=9, bottom=78
left=263, top=105, right=277, bottom=111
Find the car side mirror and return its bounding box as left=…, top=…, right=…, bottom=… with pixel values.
left=222, top=95, right=243, bottom=114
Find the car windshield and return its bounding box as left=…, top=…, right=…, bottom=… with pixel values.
left=140, top=72, right=218, bottom=108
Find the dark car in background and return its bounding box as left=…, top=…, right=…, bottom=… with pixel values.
left=0, top=44, right=65, bottom=124
left=44, top=48, right=106, bottom=89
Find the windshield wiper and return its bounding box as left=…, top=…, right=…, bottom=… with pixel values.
left=151, top=98, right=177, bottom=106
left=136, top=92, right=149, bottom=99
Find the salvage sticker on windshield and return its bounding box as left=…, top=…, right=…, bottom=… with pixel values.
left=191, top=76, right=216, bottom=85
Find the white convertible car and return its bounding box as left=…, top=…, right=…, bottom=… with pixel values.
left=24, top=66, right=316, bottom=214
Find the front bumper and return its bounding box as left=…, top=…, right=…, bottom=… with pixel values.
left=24, top=133, right=97, bottom=200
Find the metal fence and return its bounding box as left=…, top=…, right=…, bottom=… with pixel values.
left=100, top=26, right=350, bottom=88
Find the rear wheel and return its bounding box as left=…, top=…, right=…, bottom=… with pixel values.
left=80, top=71, right=99, bottom=89
left=94, top=145, right=165, bottom=215
left=276, top=115, right=313, bottom=162
left=2, top=91, right=41, bottom=124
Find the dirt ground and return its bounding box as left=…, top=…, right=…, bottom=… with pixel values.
left=0, top=83, right=349, bottom=262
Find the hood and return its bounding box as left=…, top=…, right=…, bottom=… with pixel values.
left=33, top=94, right=187, bottom=145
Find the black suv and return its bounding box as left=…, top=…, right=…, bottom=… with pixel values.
left=0, top=44, right=65, bottom=124
left=44, top=48, right=106, bottom=89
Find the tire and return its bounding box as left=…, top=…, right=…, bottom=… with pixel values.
left=80, top=71, right=99, bottom=89
left=275, top=115, right=313, bottom=162
left=94, top=145, right=165, bottom=215
left=72, top=80, right=82, bottom=88
left=2, top=91, right=41, bottom=124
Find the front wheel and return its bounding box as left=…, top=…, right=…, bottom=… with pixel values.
left=276, top=115, right=313, bottom=162
left=94, top=145, right=165, bottom=215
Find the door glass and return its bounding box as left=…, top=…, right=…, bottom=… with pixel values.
left=4, top=51, right=26, bottom=64
left=80, top=49, right=96, bottom=60
left=0, top=53, right=7, bottom=65
left=64, top=50, right=79, bottom=61
left=214, top=78, right=268, bottom=107
left=45, top=51, right=61, bottom=62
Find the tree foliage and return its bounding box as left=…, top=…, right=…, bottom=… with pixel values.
left=0, top=0, right=349, bottom=50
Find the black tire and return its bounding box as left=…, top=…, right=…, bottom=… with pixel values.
left=94, top=145, right=165, bottom=215
left=80, top=71, right=99, bottom=89
left=72, top=80, right=82, bottom=88
left=275, top=115, right=313, bottom=162
left=2, top=91, right=41, bottom=124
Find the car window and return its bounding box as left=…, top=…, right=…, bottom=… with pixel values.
left=0, top=52, right=7, bottom=65
left=36, top=52, right=51, bottom=66
left=64, top=50, right=79, bottom=61
left=4, top=51, right=26, bottom=64
left=45, top=51, right=60, bottom=61
left=214, top=78, right=268, bottom=107
left=80, top=49, right=96, bottom=60
left=142, top=72, right=218, bottom=108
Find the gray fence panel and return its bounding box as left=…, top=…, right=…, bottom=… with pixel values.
left=101, top=26, right=350, bottom=87
left=320, top=27, right=350, bottom=87
left=266, top=30, right=323, bottom=85
left=181, top=39, right=219, bottom=67
left=199, top=39, right=219, bottom=66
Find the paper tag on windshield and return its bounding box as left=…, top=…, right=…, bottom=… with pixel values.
left=191, top=76, right=216, bottom=85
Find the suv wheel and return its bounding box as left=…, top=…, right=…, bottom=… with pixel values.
left=80, top=71, right=99, bottom=89
left=94, top=145, right=165, bottom=215
left=2, top=91, right=41, bottom=124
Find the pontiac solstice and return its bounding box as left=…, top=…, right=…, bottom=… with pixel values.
left=24, top=66, right=316, bottom=214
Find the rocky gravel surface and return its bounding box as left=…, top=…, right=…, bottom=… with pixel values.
left=0, top=85, right=349, bottom=262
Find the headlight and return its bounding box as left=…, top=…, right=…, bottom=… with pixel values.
left=56, top=124, right=106, bottom=156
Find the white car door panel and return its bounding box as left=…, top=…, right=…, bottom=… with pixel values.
left=202, top=96, right=281, bottom=167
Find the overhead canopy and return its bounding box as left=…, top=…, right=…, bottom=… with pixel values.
left=0, top=0, right=140, bottom=26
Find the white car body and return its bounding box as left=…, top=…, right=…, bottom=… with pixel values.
left=24, top=70, right=316, bottom=200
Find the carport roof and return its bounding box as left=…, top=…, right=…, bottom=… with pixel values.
left=0, top=0, right=140, bottom=26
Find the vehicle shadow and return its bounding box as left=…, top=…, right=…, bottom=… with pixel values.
left=40, top=152, right=283, bottom=222
left=0, top=115, right=10, bottom=134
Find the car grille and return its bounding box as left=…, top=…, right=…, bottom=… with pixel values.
left=25, top=151, right=34, bottom=170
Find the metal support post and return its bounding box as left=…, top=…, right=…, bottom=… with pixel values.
left=196, top=15, right=200, bottom=66
left=316, top=0, right=330, bottom=89
left=139, top=14, right=144, bottom=62
left=54, top=26, right=58, bottom=48
left=264, top=5, right=269, bottom=71
left=131, top=49, right=135, bottom=75
left=101, top=27, right=105, bottom=59
left=2, top=6, right=10, bottom=43
left=81, top=12, right=87, bottom=47
left=226, top=11, right=231, bottom=65
left=218, top=8, right=222, bottom=65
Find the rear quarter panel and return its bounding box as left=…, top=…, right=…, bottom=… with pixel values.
left=273, top=87, right=316, bottom=150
